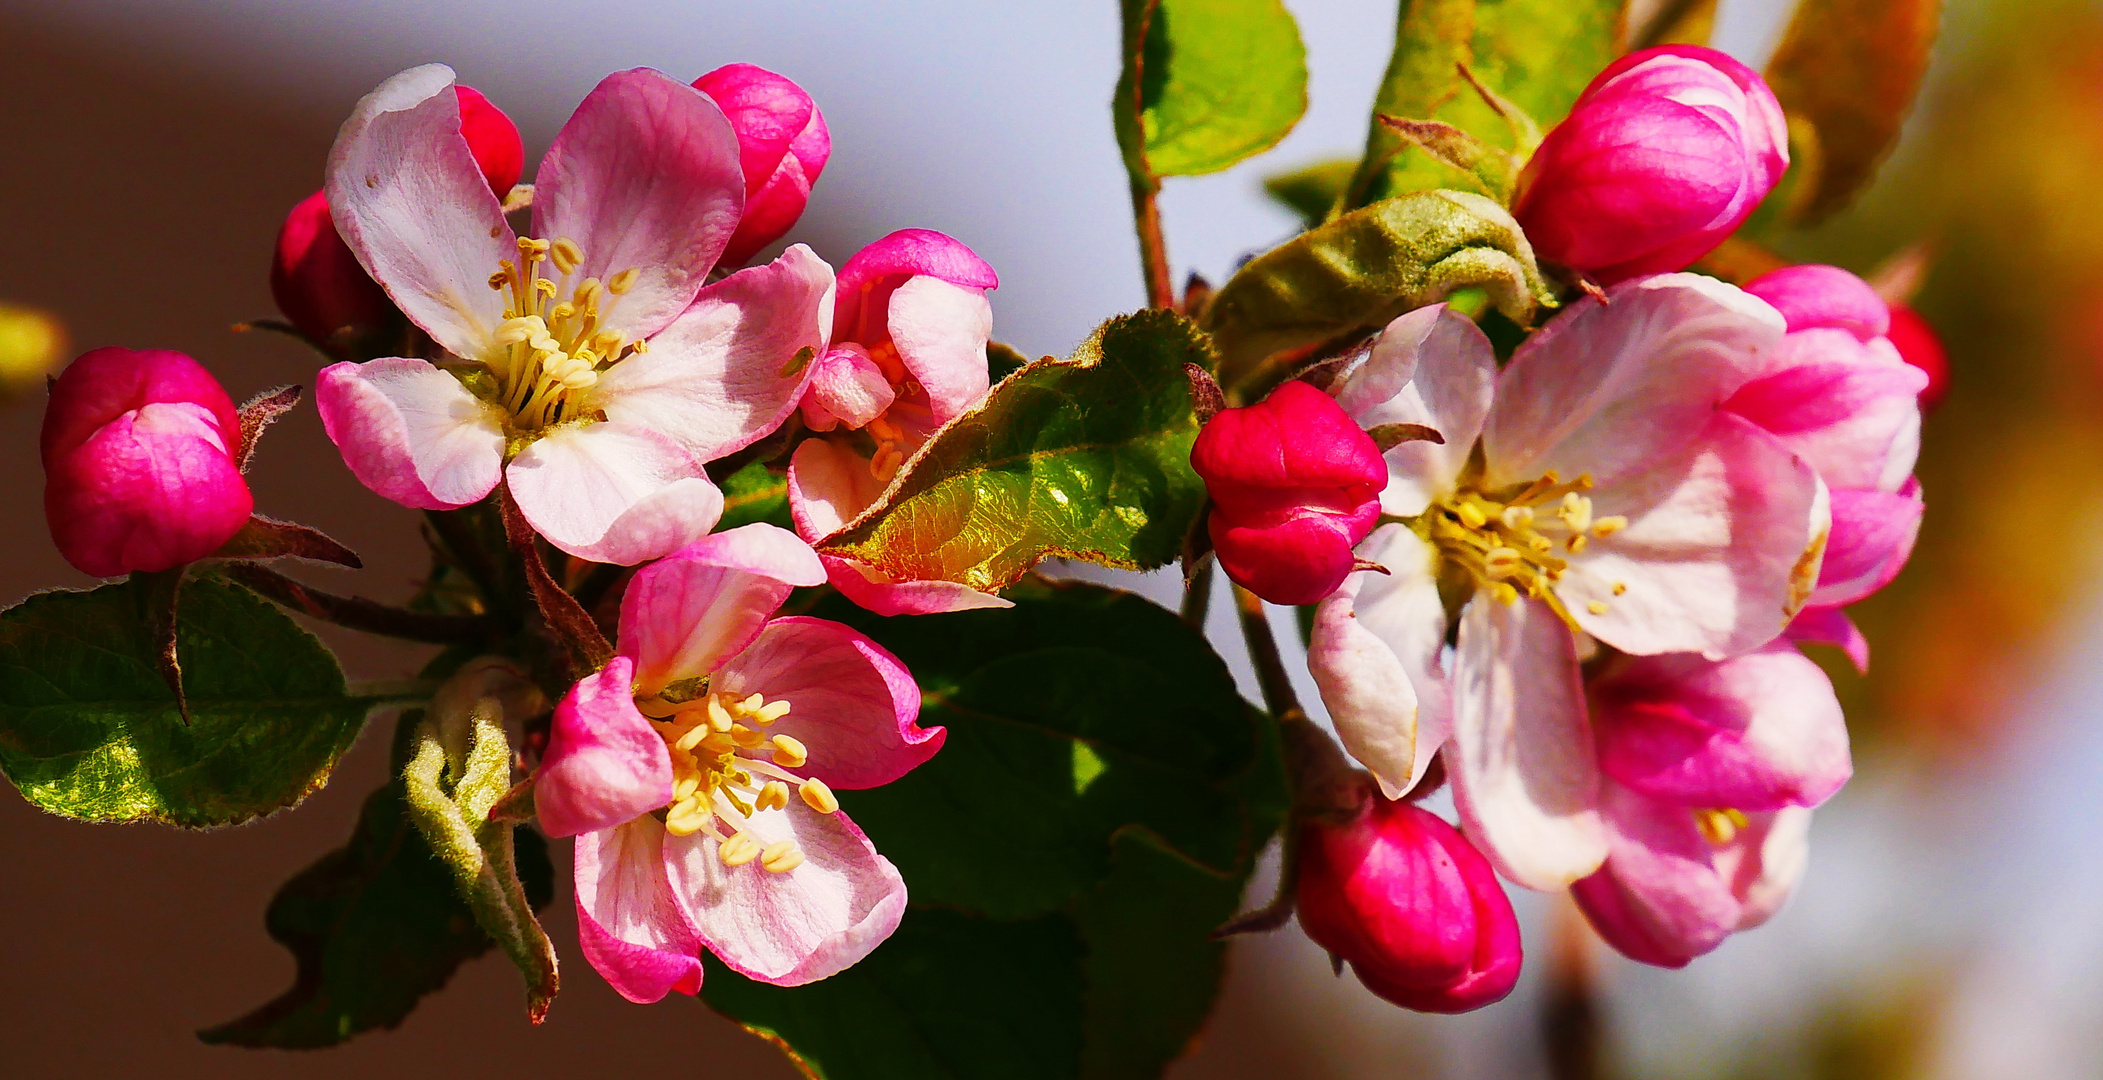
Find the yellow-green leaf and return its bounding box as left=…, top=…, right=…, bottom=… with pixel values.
left=1115, top=0, right=1309, bottom=181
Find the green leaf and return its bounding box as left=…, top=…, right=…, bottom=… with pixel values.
left=818, top=311, right=1211, bottom=593
left=0, top=576, right=382, bottom=827
left=1115, top=0, right=1309, bottom=182
left=199, top=720, right=555, bottom=1048
left=1262, top=157, right=1358, bottom=229
left=1379, top=115, right=1519, bottom=203
left=717, top=458, right=795, bottom=532
left=703, top=908, right=1087, bottom=1080
left=1202, top=189, right=1554, bottom=387
left=1347, top=0, right=1626, bottom=207
left=810, top=578, right=1282, bottom=919
left=1763, top=0, right=1939, bottom=223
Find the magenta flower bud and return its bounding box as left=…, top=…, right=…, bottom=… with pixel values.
left=1295, top=794, right=1523, bottom=1013
left=1885, top=303, right=1948, bottom=411
left=695, top=64, right=831, bottom=267
left=1190, top=380, right=1386, bottom=606
left=1513, top=45, right=1788, bottom=284
left=41, top=347, right=254, bottom=577
left=272, top=84, right=521, bottom=346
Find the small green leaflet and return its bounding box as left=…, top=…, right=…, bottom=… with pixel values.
left=1115, top=0, right=1309, bottom=182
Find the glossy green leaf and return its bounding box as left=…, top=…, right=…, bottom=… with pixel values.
left=199, top=719, right=555, bottom=1048
left=1115, top=0, right=1309, bottom=181
left=0, top=576, right=383, bottom=827
left=818, top=311, right=1211, bottom=592
left=1764, top=0, right=1939, bottom=223
left=1347, top=0, right=1625, bottom=207
left=702, top=908, right=1087, bottom=1080
left=811, top=579, right=1283, bottom=919
left=717, top=458, right=795, bottom=532
left=1203, top=189, right=1554, bottom=386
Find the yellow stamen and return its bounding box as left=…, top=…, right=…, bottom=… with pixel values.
left=756, top=781, right=791, bottom=812
left=760, top=841, right=804, bottom=874
left=720, top=832, right=762, bottom=866
left=608, top=268, right=641, bottom=294
left=799, top=777, right=839, bottom=814
left=771, top=735, right=809, bottom=769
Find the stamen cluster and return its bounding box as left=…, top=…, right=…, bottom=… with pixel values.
left=484, top=236, right=644, bottom=431
left=636, top=686, right=839, bottom=874
left=1422, top=469, right=1625, bottom=621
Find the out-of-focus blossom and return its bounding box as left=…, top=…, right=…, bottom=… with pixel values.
left=1738, top=264, right=1929, bottom=670
left=1513, top=45, right=1788, bottom=284
left=694, top=64, right=831, bottom=268
left=1190, top=380, right=1386, bottom=605
left=787, top=228, right=1002, bottom=614
left=271, top=84, right=522, bottom=348
left=1886, top=302, right=1950, bottom=411
left=315, top=65, right=831, bottom=565
left=41, top=347, right=253, bottom=577
left=536, top=524, right=942, bottom=1002
left=0, top=302, right=67, bottom=394
left=1295, top=788, right=1522, bottom=1012
left=1573, top=643, right=1846, bottom=966
left=1306, top=278, right=1827, bottom=890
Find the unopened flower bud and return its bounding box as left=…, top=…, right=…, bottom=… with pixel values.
left=271, top=84, right=520, bottom=347
left=695, top=64, right=831, bottom=267
left=41, top=347, right=254, bottom=577
left=1513, top=45, right=1787, bottom=284
left=1190, top=381, right=1386, bottom=606
left=1295, top=794, right=1522, bottom=1013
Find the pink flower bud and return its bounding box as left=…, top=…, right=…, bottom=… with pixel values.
left=41, top=347, right=254, bottom=577
left=695, top=64, right=831, bottom=267
left=1513, top=45, right=1788, bottom=284
left=1885, top=302, right=1949, bottom=411
left=271, top=84, right=521, bottom=346
left=1295, top=795, right=1522, bottom=1013
left=1190, top=381, right=1386, bottom=606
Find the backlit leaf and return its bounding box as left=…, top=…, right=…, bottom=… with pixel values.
left=1115, top=0, right=1309, bottom=181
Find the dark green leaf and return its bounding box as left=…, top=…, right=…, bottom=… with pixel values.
left=1203, top=189, right=1554, bottom=386
left=718, top=458, right=795, bottom=532
left=199, top=765, right=555, bottom=1048
left=987, top=340, right=1032, bottom=383
left=1763, top=0, right=1939, bottom=223
left=0, top=577, right=383, bottom=827
left=818, top=311, right=1211, bottom=592
left=1262, top=157, right=1358, bottom=229
left=702, top=908, right=1087, bottom=1080
left=1115, top=0, right=1309, bottom=181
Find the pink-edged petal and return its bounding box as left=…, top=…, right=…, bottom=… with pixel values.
left=1484, top=274, right=1786, bottom=490
left=1725, top=334, right=1926, bottom=491
left=1572, top=782, right=1740, bottom=967
left=788, top=437, right=888, bottom=540
left=1592, top=644, right=1851, bottom=811
left=532, top=68, right=745, bottom=342
left=619, top=523, right=825, bottom=693
left=506, top=422, right=723, bottom=565
left=821, top=552, right=1013, bottom=616
left=593, top=244, right=835, bottom=462
left=1308, top=525, right=1447, bottom=797
left=1813, top=482, right=1922, bottom=606
left=316, top=358, right=504, bottom=510
left=665, top=803, right=908, bottom=986
left=1787, top=605, right=1870, bottom=673
left=835, top=228, right=1000, bottom=309
left=575, top=818, right=706, bottom=1003
left=1725, top=805, right=1812, bottom=930
left=1560, top=414, right=1827, bottom=659
left=325, top=64, right=513, bottom=360
left=1448, top=596, right=1607, bottom=890
left=888, top=275, right=993, bottom=422
left=1330, top=305, right=1496, bottom=517
left=1743, top=263, right=1889, bottom=338
left=801, top=344, right=896, bottom=431
left=715, top=616, right=942, bottom=789
left=538, top=655, right=674, bottom=838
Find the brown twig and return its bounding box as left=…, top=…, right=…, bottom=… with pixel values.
left=497, top=484, right=613, bottom=676
left=1233, top=584, right=1303, bottom=722
left=225, top=563, right=499, bottom=645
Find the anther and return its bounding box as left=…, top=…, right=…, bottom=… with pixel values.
left=1611, top=582, right=1627, bottom=596
left=756, top=781, right=791, bottom=812
left=1566, top=534, right=1588, bottom=554
left=1500, top=506, right=1535, bottom=529
left=771, top=734, right=809, bottom=769
left=720, top=833, right=762, bottom=866
left=1592, top=515, right=1627, bottom=537
left=550, top=237, right=583, bottom=275
left=731, top=725, right=769, bottom=749
left=1456, top=502, right=1488, bottom=529
left=674, top=724, right=711, bottom=753
left=608, top=268, right=641, bottom=294
left=517, top=237, right=551, bottom=259
left=708, top=697, right=735, bottom=732
left=1586, top=600, right=1610, bottom=615
left=760, top=842, right=805, bottom=874
left=487, top=271, right=509, bottom=291
left=754, top=700, right=792, bottom=725
left=799, top=778, right=839, bottom=814
left=870, top=445, right=905, bottom=483
left=1483, top=547, right=1523, bottom=578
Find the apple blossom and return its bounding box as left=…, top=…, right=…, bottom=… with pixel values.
left=1512, top=46, right=1788, bottom=284
left=1306, top=277, right=1828, bottom=890
left=1294, top=788, right=1522, bottom=1012
left=787, top=228, right=1005, bottom=614
left=1190, top=380, right=1387, bottom=605
left=695, top=64, right=831, bottom=269
left=536, top=524, right=942, bottom=1002
left=315, top=64, right=833, bottom=564
left=1886, top=302, right=1949, bottom=410
left=1573, top=643, right=1846, bottom=966
left=42, top=347, right=254, bottom=578
left=271, top=84, right=522, bottom=348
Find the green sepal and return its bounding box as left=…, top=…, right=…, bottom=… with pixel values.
left=0, top=575, right=387, bottom=827
left=1202, top=189, right=1554, bottom=387
left=818, top=311, right=1213, bottom=593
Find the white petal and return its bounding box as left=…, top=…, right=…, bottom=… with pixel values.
left=506, top=422, right=722, bottom=565
left=1307, top=525, right=1448, bottom=796
left=1330, top=305, right=1495, bottom=516
left=315, top=357, right=505, bottom=510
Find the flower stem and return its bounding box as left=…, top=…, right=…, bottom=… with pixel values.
left=225, top=563, right=499, bottom=644
left=1130, top=177, right=1176, bottom=310
left=1180, top=559, right=1215, bottom=630
left=1232, top=584, right=1302, bottom=722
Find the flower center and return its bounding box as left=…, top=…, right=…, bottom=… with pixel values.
left=481, top=236, right=645, bottom=433
left=634, top=683, right=837, bottom=874
left=1422, top=469, right=1627, bottom=622
left=1694, top=807, right=1750, bottom=845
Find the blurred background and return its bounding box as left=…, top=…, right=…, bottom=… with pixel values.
left=0, top=0, right=2097, bottom=1076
